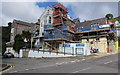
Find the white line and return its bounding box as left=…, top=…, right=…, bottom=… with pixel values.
left=13, top=71, right=18, bottom=73
left=82, top=59, right=86, bottom=61
left=25, top=69, right=29, bottom=70
left=56, top=63, right=62, bottom=65
left=64, top=62, right=68, bottom=64
left=104, top=61, right=113, bottom=64
left=71, top=61, right=76, bottom=63
left=56, top=63, right=59, bottom=64
left=62, top=62, right=68, bottom=64
left=72, top=67, right=91, bottom=73
left=73, top=71, right=79, bottom=73
left=56, top=62, right=68, bottom=65
left=76, top=60, right=80, bottom=62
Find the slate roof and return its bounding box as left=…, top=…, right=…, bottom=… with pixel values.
left=75, top=17, right=107, bottom=28
left=73, top=18, right=80, bottom=24
left=13, top=19, right=37, bottom=27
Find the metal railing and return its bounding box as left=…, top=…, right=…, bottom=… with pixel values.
left=75, top=26, right=109, bottom=32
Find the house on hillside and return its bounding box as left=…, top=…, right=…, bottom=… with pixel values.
left=10, top=19, right=39, bottom=42
left=31, top=6, right=54, bottom=49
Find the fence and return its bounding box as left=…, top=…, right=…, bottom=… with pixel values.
left=44, top=24, right=53, bottom=29
left=75, top=26, right=109, bottom=32
left=44, top=28, right=72, bottom=40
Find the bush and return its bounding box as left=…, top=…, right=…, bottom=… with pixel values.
left=13, top=34, right=25, bottom=54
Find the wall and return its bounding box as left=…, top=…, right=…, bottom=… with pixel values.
left=82, top=37, right=108, bottom=54
left=39, top=7, right=53, bottom=36
left=19, top=49, right=73, bottom=58
left=59, top=43, right=91, bottom=55
left=10, top=20, right=38, bottom=42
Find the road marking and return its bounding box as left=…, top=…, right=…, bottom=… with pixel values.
left=82, top=59, right=86, bottom=61
left=1, top=64, right=15, bottom=73
left=25, top=69, right=29, bottom=70
left=104, top=61, right=113, bottom=64
left=13, top=71, right=18, bottom=73
left=56, top=63, right=62, bottom=65
left=64, top=62, right=68, bottom=64
left=56, top=62, right=68, bottom=65
left=70, top=61, right=76, bottom=63
left=76, top=60, right=80, bottom=62
left=0, top=72, right=2, bottom=75
left=72, top=67, right=91, bottom=73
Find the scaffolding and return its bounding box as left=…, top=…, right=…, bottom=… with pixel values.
left=30, top=3, right=118, bottom=54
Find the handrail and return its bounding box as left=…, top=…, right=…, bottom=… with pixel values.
left=44, top=42, right=57, bottom=51
left=75, top=26, right=110, bottom=32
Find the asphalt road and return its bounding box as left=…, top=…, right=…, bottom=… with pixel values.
left=2, top=53, right=119, bottom=74
left=18, top=54, right=119, bottom=73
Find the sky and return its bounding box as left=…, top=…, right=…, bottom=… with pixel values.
left=0, top=0, right=119, bottom=26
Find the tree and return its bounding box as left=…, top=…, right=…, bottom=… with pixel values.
left=13, top=34, right=24, bottom=54
left=21, top=30, right=32, bottom=48
left=21, top=31, right=31, bottom=42
left=105, top=14, right=113, bottom=20
left=2, top=22, right=12, bottom=55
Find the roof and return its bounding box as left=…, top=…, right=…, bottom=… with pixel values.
left=73, top=18, right=80, bottom=23
left=75, top=17, right=107, bottom=28
left=13, top=19, right=36, bottom=27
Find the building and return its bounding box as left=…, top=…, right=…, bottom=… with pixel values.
left=75, top=17, right=117, bottom=53
left=30, top=3, right=118, bottom=54
left=10, top=19, right=39, bottom=42
left=39, top=7, right=54, bottom=36
left=31, top=7, right=54, bottom=49
left=9, top=3, right=118, bottom=55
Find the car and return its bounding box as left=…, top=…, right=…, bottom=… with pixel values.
left=92, top=49, right=99, bottom=53
left=3, top=52, right=14, bottom=58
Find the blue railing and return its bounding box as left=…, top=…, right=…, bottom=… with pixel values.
left=44, top=28, right=71, bottom=40
left=44, top=24, right=53, bottom=29
left=75, top=26, right=109, bottom=32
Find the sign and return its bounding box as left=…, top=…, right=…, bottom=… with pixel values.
left=76, top=48, right=84, bottom=55
left=76, top=43, right=85, bottom=47
left=64, top=44, right=70, bottom=47
left=99, top=24, right=110, bottom=28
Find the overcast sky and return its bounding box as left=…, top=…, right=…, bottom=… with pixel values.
left=0, top=0, right=119, bottom=26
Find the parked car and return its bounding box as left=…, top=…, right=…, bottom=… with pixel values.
left=92, top=49, right=99, bottom=53
left=3, top=52, right=14, bottom=58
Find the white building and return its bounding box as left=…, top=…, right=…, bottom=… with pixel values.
left=32, top=7, right=54, bottom=49
left=39, top=7, right=53, bottom=36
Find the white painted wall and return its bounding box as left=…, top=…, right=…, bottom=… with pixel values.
left=59, top=43, right=91, bottom=55
left=19, top=49, right=74, bottom=58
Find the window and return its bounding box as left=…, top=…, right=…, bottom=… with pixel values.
left=49, top=16, right=51, bottom=24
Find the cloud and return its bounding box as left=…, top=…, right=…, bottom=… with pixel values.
left=1, top=1, right=45, bottom=26
left=56, top=2, right=118, bottom=22
left=1, top=0, right=118, bottom=26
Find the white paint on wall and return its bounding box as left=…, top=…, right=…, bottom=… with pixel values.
left=59, top=43, right=91, bottom=55
left=19, top=49, right=74, bottom=58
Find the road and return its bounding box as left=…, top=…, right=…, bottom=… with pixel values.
left=2, top=52, right=119, bottom=74
left=15, top=53, right=119, bottom=73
